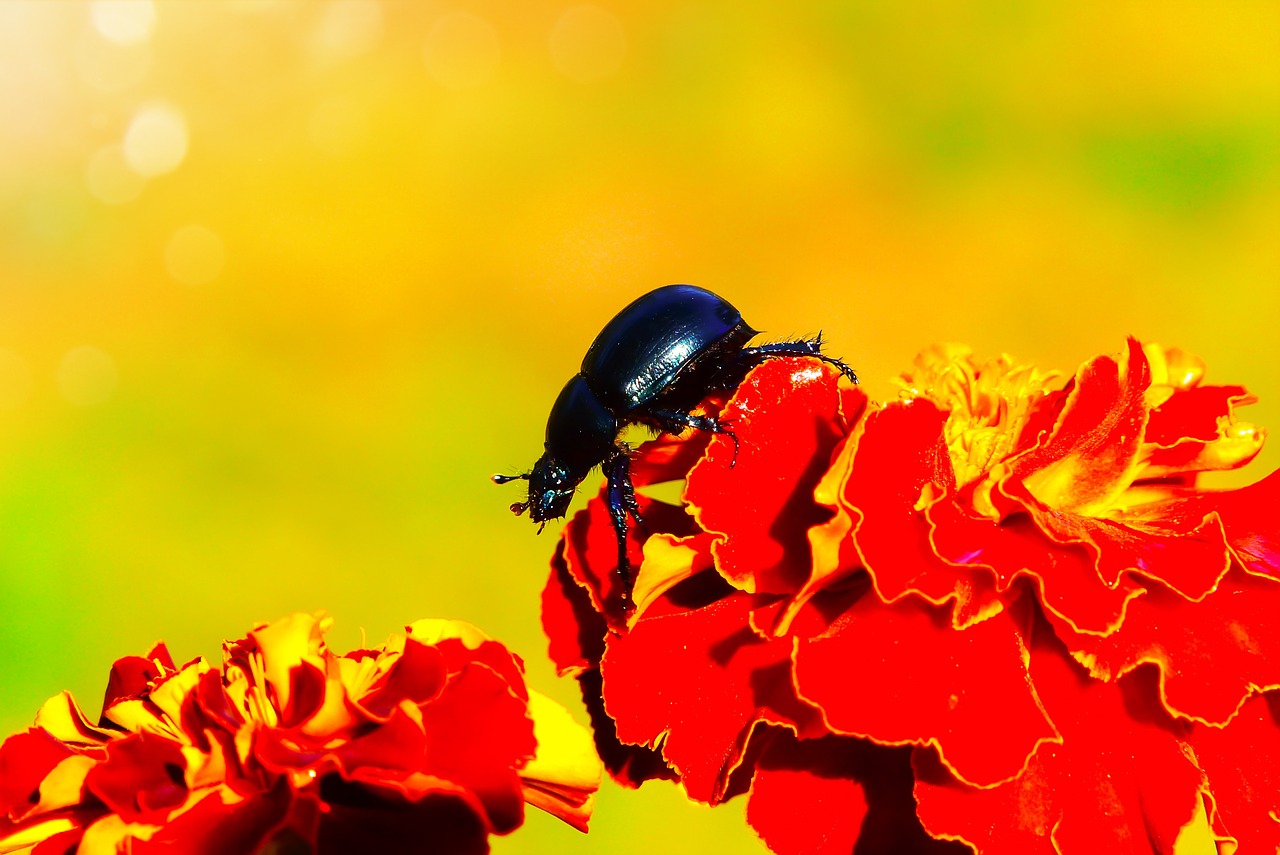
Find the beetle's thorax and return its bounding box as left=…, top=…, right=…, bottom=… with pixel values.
left=543, top=374, right=618, bottom=479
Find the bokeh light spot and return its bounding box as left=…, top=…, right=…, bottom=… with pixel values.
left=0, top=350, right=34, bottom=410
left=122, top=102, right=188, bottom=177
left=90, top=0, right=156, bottom=46
left=423, top=13, right=500, bottom=89
left=165, top=224, right=226, bottom=286
left=312, top=0, right=383, bottom=61
left=85, top=144, right=145, bottom=205
left=57, top=347, right=118, bottom=407
left=309, top=96, right=368, bottom=156
left=548, top=5, right=626, bottom=83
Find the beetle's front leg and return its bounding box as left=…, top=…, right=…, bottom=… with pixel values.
left=603, top=447, right=644, bottom=611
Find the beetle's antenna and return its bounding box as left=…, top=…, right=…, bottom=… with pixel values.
left=509, top=500, right=530, bottom=516
left=492, top=472, right=529, bottom=484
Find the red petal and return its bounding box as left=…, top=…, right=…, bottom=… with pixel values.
left=545, top=550, right=678, bottom=788
left=573, top=668, right=677, bottom=789
left=628, top=416, right=718, bottom=488
left=32, top=826, right=87, bottom=855
left=1145, top=383, right=1254, bottom=450
left=353, top=639, right=448, bottom=721
left=0, top=729, right=80, bottom=819
left=558, top=491, right=695, bottom=627
left=1014, top=339, right=1151, bottom=515
left=601, top=584, right=822, bottom=803
left=1064, top=569, right=1280, bottom=724
left=914, top=625, right=1203, bottom=854
left=1007, top=477, right=1231, bottom=602
left=929, top=499, right=1145, bottom=634
left=792, top=586, right=1055, bottom=787
left=102, top=643, right=176, bottom=715
left=746, top=732, right=867, bottom=855
left=256, top=702, right=426, bottom=779
left=1193, top=469, right=1280, bottom=580
left=85, top=732, right=188, bottom=819
left=542, top=553, right=608, bottom=677
left=686, top=358, right=855, bottom=594
left=130, top=780, right=293, bottom=855
left=430, top=637, right=529, bottom=704
left=746, top=729, right=969, bottom=855
left=843, top=399, right=1001, bottom=622
left=1191, top=692, right=1280, bottom=850
left=315, top=785, right=489, bottom=855
left=418, top=661, right=537, bottom=834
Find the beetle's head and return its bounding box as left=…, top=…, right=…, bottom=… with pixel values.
left=493, top=453, right=576, bottom=530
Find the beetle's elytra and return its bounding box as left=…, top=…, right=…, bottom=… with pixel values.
left=494, top=284, right=857, bottom=608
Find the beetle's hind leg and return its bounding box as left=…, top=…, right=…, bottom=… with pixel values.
left=603, top=447, right=646, bottom=612
left=736, top=333, right=859, bottom=384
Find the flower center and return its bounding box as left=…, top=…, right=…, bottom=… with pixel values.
left=897, top=344, right=1063, bottom=488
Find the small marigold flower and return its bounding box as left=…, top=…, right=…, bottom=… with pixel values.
left=0, top=613, right=601, bottom=855
left=541, top=346, right=1280, bottom=855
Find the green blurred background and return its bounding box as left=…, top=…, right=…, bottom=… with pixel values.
left=0, top=1, right=1276, bottom=852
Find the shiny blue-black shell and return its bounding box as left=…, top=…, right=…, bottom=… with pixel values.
left=579, top=284, right=755, bottom=414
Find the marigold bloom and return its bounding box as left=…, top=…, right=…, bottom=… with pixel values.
left=0, top=613, right=601, bottom=855
left=542, top=346, right=1280, bottom=854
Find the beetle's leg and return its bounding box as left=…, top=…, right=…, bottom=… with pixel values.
left=648, top=408, right=741, bottom=468
left=613, top=445, right=647, bottom=534
left=603, top=449, right=643, bottom=611
left=736, top=333, right=859, bottom=384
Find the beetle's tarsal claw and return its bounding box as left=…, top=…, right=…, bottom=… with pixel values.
left=509, top=501, right=530, bottom=516
left=726, top=430, right=742, bottom=469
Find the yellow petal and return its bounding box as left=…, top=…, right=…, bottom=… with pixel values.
left=34, top=755, right=98, bottom=816
left=629, top=532, right=711, bottom=624
left=78, top=815, right=160, bottom=855
left=405, top=618, right=491, bottom=649
left=247, top=612, right=331, bottom=714
left=144, top=659, right=208, bottom=741
left=0, top=816, right=78, bottom=854
left=519, top=690, right=601, bottom=832
left=34, top=692, right=114, bottom=745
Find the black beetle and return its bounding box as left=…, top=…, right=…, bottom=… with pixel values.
left=494, top=284, right=856, bottom=606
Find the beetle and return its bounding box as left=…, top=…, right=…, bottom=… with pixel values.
left=494, top=284, right=857, bottom=607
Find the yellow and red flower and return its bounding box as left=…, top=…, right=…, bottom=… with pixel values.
left=543, top=345, right=1279, bottom=854
left=0, top=614, right=601, bottom=855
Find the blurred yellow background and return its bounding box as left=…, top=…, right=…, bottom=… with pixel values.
left=0, top=1, right=1276, bottom=852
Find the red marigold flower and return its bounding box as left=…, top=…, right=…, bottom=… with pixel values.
left=541, top=346, right=1280, bottom=854
left=0, top=614, right=601, bottom=855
